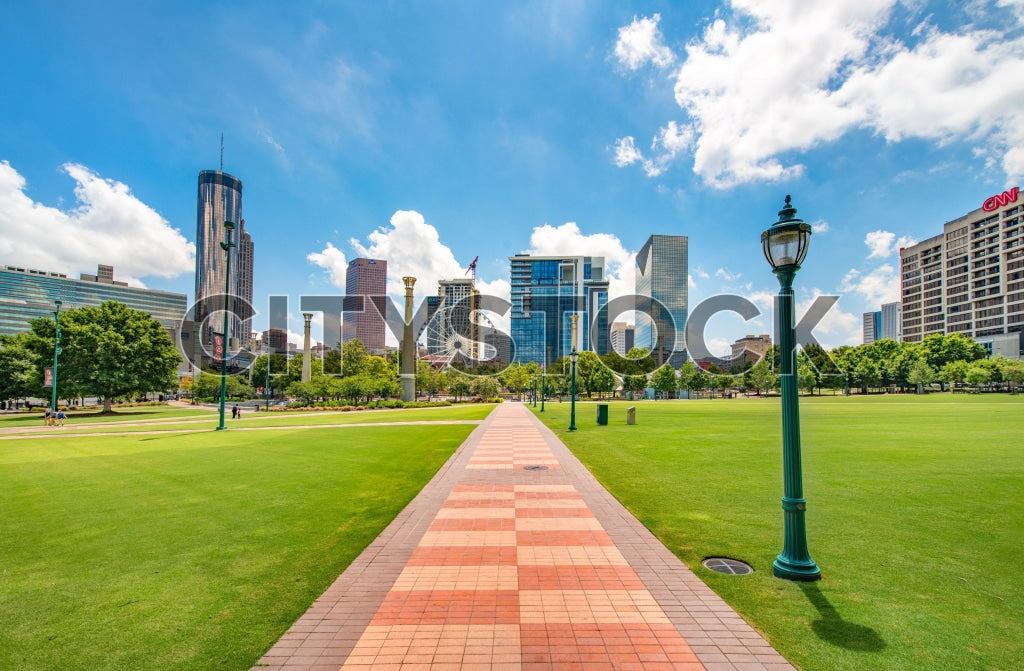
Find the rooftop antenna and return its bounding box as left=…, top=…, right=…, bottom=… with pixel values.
left=220, top=133, right=224, bottom=171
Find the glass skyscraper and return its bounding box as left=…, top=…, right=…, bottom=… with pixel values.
left=635, top=234, right=688, bottom=366
left=509, top=254, right=609, bottom=367
left=195, top=170, right=251, bottom=351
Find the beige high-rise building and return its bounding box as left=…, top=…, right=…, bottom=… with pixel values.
left=900, top=186, right=1024, bottom=345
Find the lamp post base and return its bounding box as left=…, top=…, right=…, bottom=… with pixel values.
left=772, top=555, right=821, bottom=581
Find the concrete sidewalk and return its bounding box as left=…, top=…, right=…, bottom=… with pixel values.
left=254, top=402, right=794, bottom=670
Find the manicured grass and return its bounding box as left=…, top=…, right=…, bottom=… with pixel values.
left=533, top=395, right=1023, bottom=671
left=0, top=409, right=488, bottom=670
left=0, top=405, right=216, bottom=427
left=2, top=405, right=493, bottom=435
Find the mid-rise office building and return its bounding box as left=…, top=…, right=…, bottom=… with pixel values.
left=426, top=278, right=474, bottom=358
left=900, top=186, right=1024, bottom=348
left=610, top=321, right=635, bottom=356
left=880, top=301, right=902, bottom=341
left=342, top=258, right=387, bottom=354
left=636, top=234, right=688, bottom=366
left=195, top=170, right=252, bottom=350
left=509, top=254, right=609, bottom=366
left=863, top=311, right=881, bottom=344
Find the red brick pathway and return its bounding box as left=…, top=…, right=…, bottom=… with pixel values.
left=254, top=402, right=794, bottom=670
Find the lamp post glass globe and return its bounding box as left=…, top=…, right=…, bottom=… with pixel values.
left=762, top=195, right=820, bottom=581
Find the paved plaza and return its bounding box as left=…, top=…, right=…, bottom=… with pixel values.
left=254, top=402, right=793, bottom=670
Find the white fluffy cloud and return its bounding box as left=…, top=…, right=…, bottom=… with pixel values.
left=0, top=161, right=194, bottom=286
left=840, top=264, right=899, bottom=306
left=525, top=222, right=636, bottom=299
left=614, top=2, right=1024, bottom=186
left=614, top=13, right=675, bottom=70
left=865, top=229, right=916, bottom=258
left=307, top=210, right=513, bottom=344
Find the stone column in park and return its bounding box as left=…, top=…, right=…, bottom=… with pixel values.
left=301, top=312, right=313, bottom=383
left=401, top=277, right=416, bottom=402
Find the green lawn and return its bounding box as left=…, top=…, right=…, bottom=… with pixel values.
left=0, top=405, right=492, bottom=670
left=0, top=405, right=216, bottom=428
left=533, top=395, right=1023, bottom=671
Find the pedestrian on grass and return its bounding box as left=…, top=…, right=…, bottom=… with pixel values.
left=56, top=409, right=65, bottom=427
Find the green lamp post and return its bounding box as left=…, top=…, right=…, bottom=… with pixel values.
left=762, top=195, right=820, bottom=581
left=50, top=300, right=62, bottom=413
left=265, top=342, right=271, bottom=412
left=540, top=368, right=545, bottom=412
left=217, top=220, right=236, bottom=431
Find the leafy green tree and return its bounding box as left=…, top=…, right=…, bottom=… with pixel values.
left=575, top=351, right=602, bottom=397
left=589, top=365, right=616, bottom=398
left=416, top=360, right=444, bottom=400
left=623, top=347, right=657, bottom=374
left=906, top=359, right=936, bottom=394
left=747, top=357, right=776, bottom=396
left=25, top=301, right=180, bottom=412
left=499, top=362, right=532, bottom=400
left=853, top=359, right=881, bottom=393
left=471, top=376, right=500, bottom=399
left=448, top=371, right=472, bottom=401
left=797, top=364, right=816, bottom=395
left=713, top=373, right=734, bottom=398
left=0, top=334, right=35, bottom=404
left=651, top=365, right=678, bottom=399
left=342, top=339, right=369, bottom=376
left=965, top=366, right=990, bottom=389
left=922, top=333, right=986, bottom=371
left=939, top=359, right=970, bottom=392
left=622, top=374, right=647, bottom=397
left=995, top=356, right=1024, bottom=392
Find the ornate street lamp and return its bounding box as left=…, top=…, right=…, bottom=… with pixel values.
left=50, top=300, right=62, bottom=414
left=217, top=220, right=236, bottom=431
left=762, top=195, right=820, bottom=581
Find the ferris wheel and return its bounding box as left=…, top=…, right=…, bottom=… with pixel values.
left=423, top=305, right=497, bottom=367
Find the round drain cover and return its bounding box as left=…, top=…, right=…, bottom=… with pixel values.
left=702, top=557, right=753, bottom=575
left=523, top=465, right=549, bottom=471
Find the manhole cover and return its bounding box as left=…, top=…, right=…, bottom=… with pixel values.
left=523, top=465, right=549, bottom=471
left=702, top=557, right=753, bottom=575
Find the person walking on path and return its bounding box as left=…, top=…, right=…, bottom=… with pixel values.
left=56, top=409, right=65, bottom=427
left=231, top=405, right=239, bottom=420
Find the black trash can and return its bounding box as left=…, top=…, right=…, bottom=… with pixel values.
left=596, top=403, right=609, bottom=426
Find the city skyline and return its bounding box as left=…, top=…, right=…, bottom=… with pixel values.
left=2, top=2, right=1023, bottom=355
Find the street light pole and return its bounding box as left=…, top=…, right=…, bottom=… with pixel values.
left=265, top=343, right=271, bottom=412
left=540, top=368, right=545, bottom=412
left=217, top=220, right=236, bottom=431
left=762, top=195, right=820, bottom=581
left=50, top=300, right=62, bottom=413
left=568, top=314, right=579, bottom=431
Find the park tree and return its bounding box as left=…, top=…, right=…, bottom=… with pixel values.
left=651, top=364, right=678, bottom=399
left=499, top=362, right=533, bottom=400
left=342, top=339, right=369, bottom=376
left=575, top=351, right=602, bottom=397
left=922, top=333, right=986, bottom=370
left=964, top=365, right=991, bottom=389
left=746, top=357, right=776, bottom=396
left=471, top=375, right=500, bottom=399
left=797, top=364, right=816, bottom=395
left=25, top=301, right=180, bottom=412
left=447, top=370, right=472, bottom=401
left=0, top=333, right=35, bottom=404
left=416, top=359, right=444, bottom=400
left=906, top=360, right=936, bottom=394
left=939, top=359, right=970, bottom=392
left=589, top=365, right=616, bottom=398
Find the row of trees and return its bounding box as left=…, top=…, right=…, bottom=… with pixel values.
left=0, top=301, right=181, bottom=412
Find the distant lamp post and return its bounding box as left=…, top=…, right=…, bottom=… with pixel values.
left=265, top=343, right=271, bottom=412
left=50, top=300, right=62, bottom=413
left=217, top=220, right=236, bottom=431
left=568, top=314, right=579, bottom=432
left=762, top=195, right=820, bottom=581
left=540, top=368, right=545, bottom=412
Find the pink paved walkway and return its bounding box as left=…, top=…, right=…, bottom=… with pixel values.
left=254, top=402, right=793, bottom=671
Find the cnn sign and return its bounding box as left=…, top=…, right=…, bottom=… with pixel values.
left=982, top=187, right=1019, bottom=212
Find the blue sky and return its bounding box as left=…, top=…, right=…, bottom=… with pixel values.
left=2, top=1, right=1024, bottom=354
